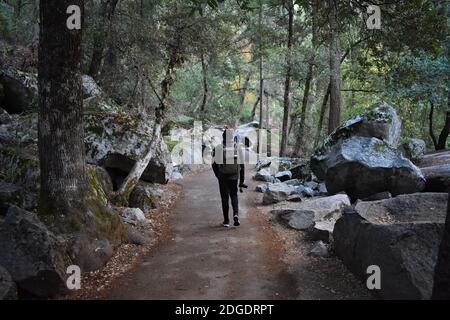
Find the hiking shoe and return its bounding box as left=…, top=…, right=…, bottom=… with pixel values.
left=223, top=221, right=230, bottom=228
left=233, top=216, right=240, bottom=226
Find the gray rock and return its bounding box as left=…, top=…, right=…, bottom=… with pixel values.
left=333, top=203, right=446, bottom=299
left=284, top=179, right=302, bottom=186
left=296, top=194, right=351, bottom=221
left=129, top=183, right=162, bottom=212
left=305, top=181, right=319, bottom=190
left=361, top=191, right=392, bottom=202
left=254, top=169, right=274, bottom=182
left=255, top=183, right=270, bottom=193
left=171, top=171, right=183, bottom=180
left=308, top=241, right=329, bottom=257
left=289, top=162, right=312, bottom=181
left=322, top=137, right=425, bottom=200
left=287, top=194, right=303, bottom=202
left=0, top=68, right=38, bottom=114
left=122, top=208, right=151, bottom=225
left=400, top=138, right=426, bottom=162
left=317, top=183, right=328, bottom=195
left=85, top=113, right=173, bottom=184
left=262, top=183, right=296, bottom=204
left=305, top=223, right=331, bottom=243
left=274, top=170, right=292, bottom=182
left=271, top=209, right=315, bottom=230
left=294, top=186, right=315, bottom=197
left=255, top=159, right=271, bottom=171
left=312, top=102, right=402, bottom=179
left=0, top=206, right=67, bottom=298
left=0, top=265, right=17, bottom=300
left=418, top=150, right=450, bottom=193
left=124, top=225, right=155, bottom=246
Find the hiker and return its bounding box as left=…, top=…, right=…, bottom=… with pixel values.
left=212, top=128, right=247, bottom=227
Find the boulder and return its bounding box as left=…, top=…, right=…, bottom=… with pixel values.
left=129, top=183, right=162, bottom=212
left=284, top=179, right=302, bottom=186
left=124, top=224, right=155, bottom=246
left=275, top=170, right=292, bottom=182
left=304, top=181, right=319, bottom=190
left=334, top=194, right=448, bottom=299
left=271, top=209, right=315, bottom=230
left=289, top=162, right=312, bottom=181
left=262, top=183, right=296, bottom=205
left=255, top=183, right=270, bottom=193
left=296, top=194, right=350, bottom=221
left=361, top=191, right=392, bottom=202
left=0, top=68, right=38, bottom=114
left=254, top=169, right=277, bottom=183
left=418, top=150, right=450, bottom=193
left=171, top=171, right=183, bottom=180
left=0, top=206, right=67, bottom=298
left=305, top=223, right=332, bottom=243
left=308, top=241, right=329, bottom=257
left=294, top=185, right=315, bottom=197
left=317, top=183, right=328, bottom=196
left=311, top=102, right=401, bottom=179
left=322, top=137, right=425, bottom=200
left=0, top=265, right=17, bottom=300
left=400, top=138, right=426, bottom=162
left=122, top=207, right=151, bottom=225
left=85, top=113, right=173, bottom=185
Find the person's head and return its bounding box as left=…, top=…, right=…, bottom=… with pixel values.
left=222, top=128, right=235, bottom=144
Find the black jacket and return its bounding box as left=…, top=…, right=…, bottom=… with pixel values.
left=212, top=143, right=245, bottom=183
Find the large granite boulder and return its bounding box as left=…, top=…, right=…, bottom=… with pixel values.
left=400, top=138, right=426, bottom=163
left=128, top=182, right=163, bottom=212
left=84, top=112, right=173, bottom=185
left=0, top=68, right=38, bottom=114
left=322, top=137, right=425, bottom=200
left=312, top=102, right=401, bottom=179
left=0, top=265, right=17, bottom=300
left=262, top=183, right=296, bottom=204
left=0, top=206, right=68, bottom=298
left=334, top=193, right=448, bottom=299
left=418, top=150, right=450, bottom=193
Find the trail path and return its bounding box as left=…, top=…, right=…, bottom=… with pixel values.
left=106, top=169, right=372, bottom=300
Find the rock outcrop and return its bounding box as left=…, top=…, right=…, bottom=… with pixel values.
left=400, top=138, right=426, bottom=162
left=418, top=150, right=450, bottom=193
left=0, top=68, right=38, bottom=114
left=0, top=265, right=17, bottom=300
left=311, top=102, right=401, bottom=180
left=333, top=193, right=448, bottom=299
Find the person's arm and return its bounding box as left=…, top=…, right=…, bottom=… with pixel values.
left=212, top=147, right=220, bottom=179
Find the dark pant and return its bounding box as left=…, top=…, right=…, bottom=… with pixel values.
left=218, top=178, right=239, bottom=222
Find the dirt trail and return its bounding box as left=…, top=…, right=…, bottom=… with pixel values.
left=105, top=169, right=372, bottom=300
left=106, top=169, right=297, bottom=299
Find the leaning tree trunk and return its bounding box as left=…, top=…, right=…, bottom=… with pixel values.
left=280, top=1, right=294, bottom=157
left=437, top=106, right=450, bottom=150
left=199, top=52, right=208, bottom=112
left=314, top=83, right=331, bottom=148
left=115, top=51, right=179, bottom=205
left=38, top=0, right=89, bottom=215
left=327, top=0, right=341, bottom=134
left=431, top=191, right=450, bottom=299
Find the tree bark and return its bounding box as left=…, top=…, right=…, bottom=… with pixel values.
left=257, top=0, right=264, bottom=159
left=314, top=83, right=331, bottom=148
left=251, top=96, right=260, bottom=120
left=293, top=0, right=319, bottom=156
left=429, top=100, right=438, bottom=149
left=280, top=1, right=294, bottom=156
left=437, top=105, right=450, bottom=150
left=38, top=0, right=89, bottom=214
left=235, top=72, right=251, bottom=126
left=327, top=0, right=341, bottom=134
left=88, top=0, right=118, bottom=78
left=432, top=191, right=450, bottom=299
left=200, top=52, right=208, bottom=112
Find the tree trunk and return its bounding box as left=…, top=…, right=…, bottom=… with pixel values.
left=115, top=42, right=180, bottom=205
left=257, top=0, right=264, bottom=159
left=88, top=0, right=118, bottom=78
left=429, top=100, right=438, bottom=149
left=431, top=191, right=450, bottom=299
left=437, top=105, right=450, bottom=150
left=38, top=0, right=89, bottom=215
left=280, top=1, right=294, bottom=156
left=293, top=0, right=319, bottom=156
left=200, top=52, right=208, bottom=112
left=328, top=0, right=341, bottom=134
left=235, top=72, right=252, bottom=127
left=314, top=83, right=331, bottom=148
left=251, top=96, right=260, bottom=120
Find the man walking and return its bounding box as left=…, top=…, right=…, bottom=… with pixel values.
left=212, top=128, right=246, bottom=227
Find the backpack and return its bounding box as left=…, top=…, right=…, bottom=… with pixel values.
left=218, top=143, right=240, bottom=176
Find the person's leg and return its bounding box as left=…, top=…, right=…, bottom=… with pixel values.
left=227, top=179, right=240, bottom=224
left=218, top=179, right=230, bottom=224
